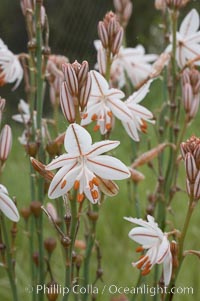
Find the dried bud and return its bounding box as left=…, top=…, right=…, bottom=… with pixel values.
left=166, top=0, right=183, bottom=9
left=30, top=201, right=42, bottom=218
left=87, top=210, right=99, bottom=221
left=132, top=143, right=175, bottom=168
left=46, top=141, right=60, bottom=157
left=30, top=157, right=54, bottom=181
left=0, top=124, right=12, bottom=162
left=75, top=254, right=83, bottom=269
left=20, top=0, right=33, bottom=15
left=44, top=237, right=57, bottom=254
left=20, top=207, right=31, bottom=220
left=32, top=251, right=39, bottom=266
left=150, top=53, right=170, bottom=78
left=170, top=240, right=179, bottom=268
left=97, top=177, right=119, bottom=197
left=61, top=236, right=71, bottom=248
left=75, top=240, right=86, bottom=250
left=129, top=167, right=145, bottom=182
left=46, top=281, right=59, bottom=301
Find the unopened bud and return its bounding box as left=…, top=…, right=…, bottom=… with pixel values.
left=32, top=251, right=39, bottom=266
left=30, top=201, right=42, bottom=218
left=20, top=207, right=31, bottom=220
left=193, top=171, right=200, bottom=200
left=77, top=61, right=89, bottom=88
left=62, top=63, right=78, bottom=96
left=111, top=27, right=123, bottom=55
left=87, top=210, right=99, bottom=221
left=0, top=125, right=12, bottom=162
left=185, top=153, right=198, bottom=183
left=129, top=167, right=145, bottom=182
left=79, top=74, right=92, bottom=110
left=98, top=22, right=109, bottom=48
left=44, top=237, right=57, bottom=254
left=60, top=81, right=76, bottom=123
left=46, top=280, right=59, bottom=301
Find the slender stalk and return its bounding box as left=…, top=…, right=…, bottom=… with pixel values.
left=165, top=197, right=196, bottom=301
left=0, top=216, right=19, bottom=301
left=105, top=50, right=112, bottom=82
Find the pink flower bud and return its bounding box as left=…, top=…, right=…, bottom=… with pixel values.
left=183, top=83, right=193, bottom=112
left=185, top=153, right=198, bottom=183
left=123, top=2, right=133, bottom=22
left=107, top=18, right=118, bottom=38
left=113, top=0, right=123, bottom=12
left=0, top=98, right=6, bottom=123
left=62, top=63, right=78, bottom=96
left=79, top=74, right=92, bottom=110
left=97, top=47, right=107, bottom=76
left=60, top=81, right=76, bottom=123
left=194, top=171, right=200, bottom=200
left=46, top=203, right=58, bottom=222
left=77, top=61, right=89, bottom=88
left=111, top=27, right=124, bottom=55
left=0, top=124, right=12, bottom=162
left=98, top=22, right=109, bottom=49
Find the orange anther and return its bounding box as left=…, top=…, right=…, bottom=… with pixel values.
left=135, top=246, right=144, bottom=253
left=136, top=256, right=148, bottom=269
left=89, top=181, right=94, bottom=189
left=91, top=114, right=98, bottom=121
left=141, top=268, right=151, bottom=276
left=91, top=190, right=99, bottom=199
left=82, top=113, right=88, bottom=119
left=140, top=119, right=148, bottom=133
left=74, top=180, right=80, bottom=190
left=61, top=179, right=67, bottom=189
left=77, top=193, right=84, bottom=203
left=106, top=123, right=112, bottom=130
left=107, top=111, right=112, bottom=117
left=92, top=177, right=99, bottom=186
left=93, top=125, right=100, bottom=132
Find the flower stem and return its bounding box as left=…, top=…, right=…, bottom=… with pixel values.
left=0, top=216, right=19, bottom=301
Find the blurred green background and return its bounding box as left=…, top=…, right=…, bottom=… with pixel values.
left=0, top=1, right=200, bottom=301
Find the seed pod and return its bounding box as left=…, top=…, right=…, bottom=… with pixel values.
left=30, top=201, right=42, bottom=218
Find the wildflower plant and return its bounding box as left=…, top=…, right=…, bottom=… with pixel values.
left=0, top=0, right=200, bottom=301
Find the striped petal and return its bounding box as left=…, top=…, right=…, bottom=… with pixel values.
left=180, top=9, right=199, bottom=37
left=0, top=192, right=19, bottom=222
left=86, top=140, right=120, bottom=157
left=64, top=123, right=92, bottom=155
left=163, top=250, right=172, bottom=285
left=90, top=70, right=109, bottom=95
left=46, top=154, right=78, bottom=170
left=107, top=97, right=132, bottom=122
left=128, top=227, right=160, bottom=246
left=87, top=155, right=130, bottom=180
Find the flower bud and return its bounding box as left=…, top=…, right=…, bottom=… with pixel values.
left=0, top=124, right=12, bottom=162
left=20, top=207, right=31, bottom=220
left=62, top=63, right=78, bottom=96
left=77, top=61, right=89, bottom=88
left=30, top=201, right=42, bottom=218
left=44, top=237, right=57, bottom=254
left=111, top=27, right=124, bottom=55
left=193, top=171, right=200, bottom=200
left=184, top=153, right=197, bottom=183
left=79, top=74, right=92, bottom=110
left=46, top=281, right=59, bottom=301
left=60, top=81, right=76, bottom=123
left=155, top=0, right=166, bottom=10
left=98, top=22, right=109, bottom=48
left=129, top=168, right=145, bottom=183
left=0, top=98, right=6, bottom=123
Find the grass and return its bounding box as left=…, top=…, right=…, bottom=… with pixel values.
left=0, top=79, right=200, bottom=301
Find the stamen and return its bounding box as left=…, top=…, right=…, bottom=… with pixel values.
left=136, top=255, right=149, bottom=269
left=107, top=111, right=112, bottom=117
left=106, top=123, right=111, bottom=130
left=135, top=246, right=144, bottom=253
left=89, top=181, right=94, bottom=189
left=93, top=125, right=100, bottom=132
left=140, top=119, right=148, bottom=133
left=61, top=179, right=67, bottom=189
left=141, top=268, right=151, bottom=276
left=82, top=113, right=88, bottom=119
left=77, top=193, right=84, bottom=203
left=92, top=177, right=99, bottom=186
left=74, top=180, right=80, bottom=190
left=91, top=114, right=98, bottom=121
left=91, top=190, right=99, bottom=199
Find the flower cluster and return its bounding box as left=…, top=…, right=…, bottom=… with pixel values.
left=181, top=136, right=200, bottom=200
left=60, top=60, right=92, bottom=123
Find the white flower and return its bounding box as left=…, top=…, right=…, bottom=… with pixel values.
left=94, top=41, right=157, bottom=88
left=46, top=123, right=130, bottom=203
left=81, top=70, right=132, bottom=134
left=0, top=39, right=23, bottom=89
left=124, top=215, right=172, bottom=285
left=166, top=9, right=200, bottom=68
left=12, top=99, right=30, bottom=124
left=0, top=184, right=20, bottom=222
left=122, top=81, right=155, bottom=141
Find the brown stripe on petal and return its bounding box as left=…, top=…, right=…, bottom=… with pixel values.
left=87, top=158, right=129, bottom=175
left=107, top=97, right=132, bottom=119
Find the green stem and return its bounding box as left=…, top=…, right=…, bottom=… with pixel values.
left=105, top=50, right=112, bottom=82
left=165, top=198, right=195, bottom=301
left=1, top=216, right=19, bottom=301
